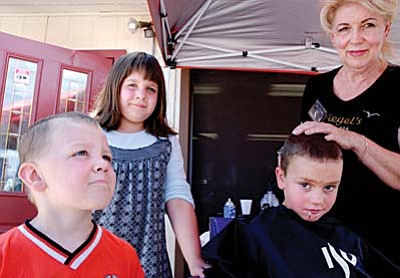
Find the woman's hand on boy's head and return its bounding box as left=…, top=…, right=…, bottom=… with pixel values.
left=292, top=121, right=344, bottom=141
left=292, top=121, right=324, bottom=136
left=292, top=121, right=362, bottom=152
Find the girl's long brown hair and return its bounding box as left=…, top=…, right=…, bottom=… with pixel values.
left=93, top=51, right=176, bottom=137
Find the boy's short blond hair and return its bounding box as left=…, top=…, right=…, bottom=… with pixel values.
left=18, top=112, right=99, bottom=164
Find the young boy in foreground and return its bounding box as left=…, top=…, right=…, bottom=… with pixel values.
left=0, top=112, right=144, bottom=277
left=202, top=134, right=400, bottom=277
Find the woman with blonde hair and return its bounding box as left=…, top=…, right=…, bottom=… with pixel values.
left=293, top=0, right=400, bottom=266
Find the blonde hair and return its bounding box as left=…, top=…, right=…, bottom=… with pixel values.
left=320, top=0, right=399, bottom=60
left=18, top=112, right=99, bottom=164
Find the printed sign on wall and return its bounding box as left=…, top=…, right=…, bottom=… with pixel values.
left=14, top=68, right=30, bottom=84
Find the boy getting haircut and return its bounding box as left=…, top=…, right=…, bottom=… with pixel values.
left=202, top=134, right=400, bottom=277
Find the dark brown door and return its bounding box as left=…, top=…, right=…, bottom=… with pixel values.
left=0, top=31, right=115, bottom=233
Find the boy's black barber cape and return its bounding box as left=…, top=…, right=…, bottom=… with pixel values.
left=202, top=206, right=400, bottom=278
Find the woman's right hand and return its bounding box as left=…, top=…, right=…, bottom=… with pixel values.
left=292, top=121, right=367, bottom=157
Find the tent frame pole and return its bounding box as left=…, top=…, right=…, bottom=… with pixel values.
left=176, top=40, right=339, bottom=71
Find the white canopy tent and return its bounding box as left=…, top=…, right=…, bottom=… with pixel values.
left=148, top=0, right=400, bottom=72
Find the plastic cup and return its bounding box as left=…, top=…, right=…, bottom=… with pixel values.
left=240, top=199, right=253, bottom=215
